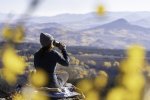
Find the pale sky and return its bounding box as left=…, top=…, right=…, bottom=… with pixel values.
left=0, top=0, right=150, bottom=16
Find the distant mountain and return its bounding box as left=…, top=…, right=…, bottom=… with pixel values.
left=26, top=22, right=73, bottom=34
left=100, top=19, right=133, bottom=29
left=23, top=18, right=150, bottom=49
left=79, top=18, right=150, bottom=49
left=132, top=18, right=150, bottom=28
left=25, top=22, right=76, bottom=43
left=1, top=12, right=150, bottom=49
left=25, top=12, right=150, bottom=30
left=83, top=18, right=150, bottom=33
left=1, top=12, right=150, bottom=29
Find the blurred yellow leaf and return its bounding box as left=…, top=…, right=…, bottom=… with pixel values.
left=121, top=74, right=145, bottom=92
left=2, top=68, right=17, bottom=85
left=120, top=60, right=143, bottom=74
left=117, top=44, right=146, bottom=100
left=120, top=45, right=145, bottom=74
left=103, top=61, right=112, bottom=68
left=86, top=90, right=100, bottom=100
left=13, top=94, right=25, bottom=100
left=2, top=47, right=26, bottom=74
left=97, top=5, right=105, bottom=15
left=14, top=26, right=25, bottom=43
left=106, top=87, right=128, bottom=100
left=77, top=79, right=93, bottom=93
left=2, top=25, right=24, bottom=43
left=127, top=45, right=145, bottom=68
left=32, top=91, right=49, bottom=100
left=94, top=71, right=108, bottom=89
left=31, top=69, right=48, bottom=87
left=2, top=26, right=14, bottom=41
left=98, top=71, right=108, bottom=77
left=127, top=45, right=145, bottom=61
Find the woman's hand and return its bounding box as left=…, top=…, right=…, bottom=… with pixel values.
left=58, top=43, right=66, bottom=50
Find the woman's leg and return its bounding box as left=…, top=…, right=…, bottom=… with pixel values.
left=56, top=71, right=69, bottom=87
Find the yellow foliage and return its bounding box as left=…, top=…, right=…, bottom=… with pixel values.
left=1, top=46, right=27, bottom=84
left=82, top=70, right=88, bottom=76
left=103, top=61, right=112, bottom=68
left=13, top=93, right=25, bottom=100
left=30, top=69, right=48, bottom=87
left=113, top=61, right=120, bottom=67
left=97, top=5, right=105, bottom=15
left=120, top=45, right=145, bottom=74
left=2, top=25, right=24, bottom=43
left=106, top=87, right=128, bottom=100
left=127, top=45, right=145, bottom=62
left=2, top=26, right=14, bottom=41
left=2, top=47, right=26, bottom=74
left=121, top=74, right=145, bottom=92
left=2, top=68, right=17, bottom=84
left=87, top=60, right=96, bottom=65
left=77, top=79, right=93, bottom=93
left=98, top=71, right=108, bottom=77
left=86, top=90, right=100, bottom=100
left=32, top=91, right=49, bottom=100
left=113, top=44, right=146, bottom=100
left=94, top=71, right=108, bottom=89
left=121, top=60, right=141, bottom=74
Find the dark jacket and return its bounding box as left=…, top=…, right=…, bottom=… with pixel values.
left=34, top=48, right=69, bottom=88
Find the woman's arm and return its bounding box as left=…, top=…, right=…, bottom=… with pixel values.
left=55, top=43, right=70, bottom=66
left=55, top=49, right=70, bottom=66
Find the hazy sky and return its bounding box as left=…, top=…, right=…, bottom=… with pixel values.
left=0, top=0, right=150, bottom=16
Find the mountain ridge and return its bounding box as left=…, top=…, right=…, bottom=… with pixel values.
left=1, top=12, right=150, bottom=49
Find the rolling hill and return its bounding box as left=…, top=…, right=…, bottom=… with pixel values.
left=1, top=12, right=150, bottom=49
left=23, top=18, right=150, bottom=49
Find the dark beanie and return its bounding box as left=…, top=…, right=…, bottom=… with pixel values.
left=40, top=33, right=54, bottom=47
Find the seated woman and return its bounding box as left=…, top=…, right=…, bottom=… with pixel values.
left=34, top=33, right=69, bottom=88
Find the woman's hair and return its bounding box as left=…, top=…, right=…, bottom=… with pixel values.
left=39, top=43, right=53, bottom=57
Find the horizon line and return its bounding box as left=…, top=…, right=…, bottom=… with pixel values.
left=0, top=11, right=150, bottom=17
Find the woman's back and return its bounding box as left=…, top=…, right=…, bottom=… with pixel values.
left=34, top=33, right=69, bottom=88
left=34, top=50, right=59, bottom=74
left=34, top=49, right=69, bottom=88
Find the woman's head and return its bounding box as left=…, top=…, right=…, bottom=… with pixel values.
left=40, top=33, right=54, bottom=49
